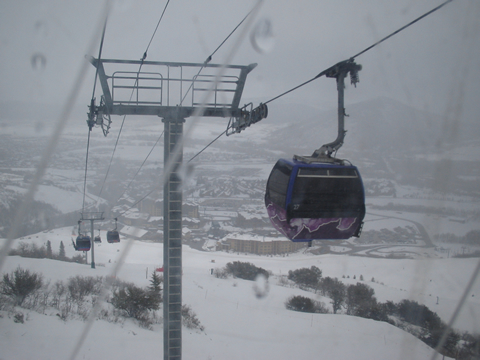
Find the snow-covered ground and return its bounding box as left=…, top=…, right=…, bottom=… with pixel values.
left=1, top=227, right=478, bottom=359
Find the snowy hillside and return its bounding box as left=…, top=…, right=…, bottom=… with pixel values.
left=1, top=228, right=478, bottom=359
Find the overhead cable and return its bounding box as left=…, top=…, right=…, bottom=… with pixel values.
left=115, top=130, right=164, bottom=203
left=82, top=17, right=108, bottom=211
left=0, top=1, right=112, bottom=274
left=81, top=129, right=92, bottom=213
left=188, top=130, right=227, bottom=162
left=264, top=0, right=455, bottom=106
left=142, top=0, right=171, bottom=61
left=115, top=1, right=264, bottom=217
left=210, top=7, right=254, bottom=60
left=351, top=0, right=454, bottom=60
left=91, top=17, right=108, bottom=100
left=70, top=3, right=174, bottom=359
left=95, top=0, right=171, bottom=199
left=181, top=7, right=254, bottom=105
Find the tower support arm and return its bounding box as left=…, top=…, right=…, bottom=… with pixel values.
left=89, top=57, right=113, bottom=113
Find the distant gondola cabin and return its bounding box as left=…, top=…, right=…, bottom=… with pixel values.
left=107, top=230, right=120, bottom=243
left=75, top=235, right=91, bottom=251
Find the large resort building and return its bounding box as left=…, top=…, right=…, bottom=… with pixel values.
left=217, top=233, right=306, bottom=255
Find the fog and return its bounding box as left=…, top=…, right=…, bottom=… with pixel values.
left=1, top=0, right=479, bottom=121
left=1, top=1, right=480, bottom=359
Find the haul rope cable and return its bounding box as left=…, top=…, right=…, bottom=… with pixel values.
left=105, top=0, right=171, bottom=203
left=181, top=0, right=456, bottom=165
left=188, top=129, right=227, bottom=162
left=0, top=1, right=112, bottom=273
left=112, top=8, right=260, bottom=215
left=114, top=130, right=165, bottom=204
left=71, top=2, right=173, bottom=358
left=180, top=7, right=255, bottom=105
left=182, top=8, right=480, bottom=355
left=81, top=129, right=92, bottom=213
left=113, top=3, right=252, bottom=205
left=82, top=18, right=108, bottom=214
left=95, top=0, right=172, bottom=201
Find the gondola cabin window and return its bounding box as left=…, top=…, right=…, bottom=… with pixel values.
left=265, top=160, right=292, bottom=207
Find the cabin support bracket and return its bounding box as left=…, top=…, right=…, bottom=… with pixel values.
left=311, top=60, right=362, bottom=159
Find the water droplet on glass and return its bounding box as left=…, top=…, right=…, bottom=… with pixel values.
left=253, top=273, right=270, bottom=299
left=35, top=121, right=45, bottom=134
left=34, top=20, right=48, bottom=37
left=250, top=18, right=275, bottom=54
left=177, top=162, right=196, bottom=189
left=31, top=53, right=47, bottom=71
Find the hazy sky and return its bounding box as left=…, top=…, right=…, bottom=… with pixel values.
left=1, top=0, right=479, bottom=125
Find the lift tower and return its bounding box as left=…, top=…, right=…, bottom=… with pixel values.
left=88, top=58, right=259, bottom=360
left=80, top=211, right=105, bottom=269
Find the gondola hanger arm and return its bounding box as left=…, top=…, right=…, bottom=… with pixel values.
left=311, top=59, right=362, bottom=159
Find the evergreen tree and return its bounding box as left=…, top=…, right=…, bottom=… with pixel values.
left=148, top=272, right=163, bottom=302
left=59, top=241, right=66, bottom=260
left=46, top=240, right=53, bottom=258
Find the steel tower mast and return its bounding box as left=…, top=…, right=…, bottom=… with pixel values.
left=88, top=58, right=261, bottom=360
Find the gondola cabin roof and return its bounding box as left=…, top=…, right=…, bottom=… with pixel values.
left=265, top=158, right=365, bottom=242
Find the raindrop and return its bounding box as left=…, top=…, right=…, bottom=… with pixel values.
left=35, top=121, right=45, bottom=134
left=31, top=53, right=47, bottom=71
left=252, top=273, right=270, bottom=299
left=178, top=162, right=196, bottom=183
left=250, top=18, right=275, bottom=54
left=34, top=20, right=48, bottom=37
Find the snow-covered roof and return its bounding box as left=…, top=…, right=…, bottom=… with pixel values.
left=117, top=195, right=136, bottom=205
left=120, top=226, right=148, bottom=239
left=123, top=210, right=149, bottom=221
left=184, top=200, right=199, bottom=207
left=238, top=211, right=266, bottom=220
left=221, top=232, right=288, bottom=243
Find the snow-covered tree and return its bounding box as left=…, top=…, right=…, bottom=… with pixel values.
left=46, top=240, right=52, bottom=258
left=288, top=266, right=322, bottom=289
left=111, top=284, right=161, bottom=319
left=148, top=272, right=163, bottom=302
left=346, top=282, right=376, bottom=317
left=59, top=241, right=66, bottom=260
left=0, top=267, right=43, bottom=306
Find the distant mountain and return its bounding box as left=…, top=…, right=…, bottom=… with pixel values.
left=263, top=97, right=477, bottom=159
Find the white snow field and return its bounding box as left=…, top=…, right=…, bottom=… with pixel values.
left=1, top=227, right=478, bottom=359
